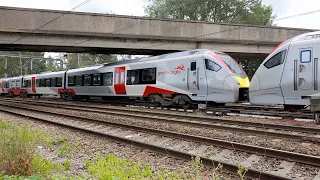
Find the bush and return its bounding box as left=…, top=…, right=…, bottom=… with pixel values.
left=0, top=121, right=39, bottom=176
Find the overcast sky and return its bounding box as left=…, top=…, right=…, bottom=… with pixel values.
left=0, top=0, right=319, bottom=30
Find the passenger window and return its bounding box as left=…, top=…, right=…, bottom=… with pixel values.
left=75, top=76, right=82, bottom=86
left=205, top=59, right=221, bottom=72
left=191, top=62, right=197, bottom=71
left=120, top=72, right=125, bottom=84
left=127, top=70, right=139, bottom=85
left=115, top=72, right=119, bottom=84
left=28, top=80, right=31, bottom=87
left=84, top=75, right=92, bottom=86
left=51, top=78, right=56, bottom=87
left=93, top=74, right=101, bottom=85
left=264, top=50, right=286, bottom=69
left=68, top=76, right=75, bottom=86
left=36, top=79, right=40, bottom=87
left=23, top=80, right=29, bottom=87
left=45, top=79, right=51, bottom=87
left=56, top=78, right=62, bottom=87
left=103, top=72, right=113, bottom=86
left=301, top=50, right=311, bottom=63
left=142, top=68, right=156, bottom=82
left=40, top=79, right=45, bottom=87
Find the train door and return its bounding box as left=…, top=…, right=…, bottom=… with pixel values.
left=296, top=49, right=314, bottom=90
left=114, top=66, right=127, bottom=95
left=186, top=59, right=207, bottom=100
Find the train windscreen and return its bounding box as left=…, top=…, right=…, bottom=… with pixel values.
left=217, top=54, right=247, bottom=78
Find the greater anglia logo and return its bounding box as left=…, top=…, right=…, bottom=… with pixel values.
left=158, top=64, right=185, bottom=76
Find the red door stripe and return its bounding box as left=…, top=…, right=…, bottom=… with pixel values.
left=1, top=81, right=4, bottom=93
left=114, top=66, right=127, bottom=95
left=31, top=77, right=36, bottom=93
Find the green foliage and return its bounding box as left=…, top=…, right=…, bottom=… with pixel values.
left=191, top=156, right=203, bottom=180
left=30, top=153, right=64, bottom=178
left=237, top=59, right=264, bottom=79
left=0, top=51, right=49, bottom=78
left=209, top=146, right=223, bottom=180
left=58, top=143, right=72, bottom=158
left=145, top=0, right=274, bottom=26
left=66, top=53, right=117, bottom=69
left=237, top=164, right=248, bottom=180
left=63, top=159, right=71, bottom=171
left=86, top=154, right=188, bottom=180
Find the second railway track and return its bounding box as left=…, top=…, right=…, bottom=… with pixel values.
left=1, top=101, right=320, bottom=179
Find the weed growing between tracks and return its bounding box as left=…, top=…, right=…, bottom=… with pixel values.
left=0, top=120, right=247, bottom=179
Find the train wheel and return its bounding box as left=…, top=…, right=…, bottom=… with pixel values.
left=20, top=92, right=27, bottom=99
left=315, top=113, right=320, bottom=124
left=172, top=95, right=193, bottom=109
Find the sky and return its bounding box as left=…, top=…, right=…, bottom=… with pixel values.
left=0, top=0, right=320, bottom=30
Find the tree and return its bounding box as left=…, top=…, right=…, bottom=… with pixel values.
left=0, top=51, right=48, bottom=78
left=66, top=53, right=118, bottom=69
left=145, top=0, right=274, bottom=79
left=145, top=0, right=274, bottom=25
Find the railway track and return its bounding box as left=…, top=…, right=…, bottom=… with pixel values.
left=3, top=96, right=312, bottom=120
left=3, top=98, right=320, bottom=138
left=1, top=99, right=320, bottom=179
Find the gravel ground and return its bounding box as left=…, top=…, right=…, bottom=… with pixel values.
left=0, top=108, right=237, bottom=179
left=15, top=103, right=320, bottom=157
left=16, top=98, right=320, bottom=128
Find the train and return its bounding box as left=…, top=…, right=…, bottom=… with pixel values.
left=0, top=49, right=250, bottom=108
left=249, top=31, right=320, bottom=110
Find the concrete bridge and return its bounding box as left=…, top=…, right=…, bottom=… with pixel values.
left=0, top=6, right=315, bottom=59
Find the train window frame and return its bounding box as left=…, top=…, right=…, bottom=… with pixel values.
left=40, top=79, right=45, bottom=87
left=141, top=68, right=156, bottom=84
left=83, top=75, right=92, bottom=86
left=115, top=72, right=119, bottom=84
left=102, top=72, right=113, bottom=86
left=56, top=77, right=62, bottom=87
left=51, top=78, right=57, bottom=87
left=191, top=62, right=197, bottom=71
left=205, top=59, right=221, bottom=72
left=75, top=75, right=82, bottom=86
left=126, top=70, right=139, bottom=85
left=68, top=76, right=75, bottom=86
left=45, top=78, right=51, bottom=87
left=301, top=50, right=312, bottom=63
left=23, top=80, right=29, bottom=87
left=93, top=74, right=102, bottom=86
left=264, top=50, right=286, bottom=69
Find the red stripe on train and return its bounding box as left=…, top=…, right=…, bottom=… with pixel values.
left=143, top=86, right=177, bottom=97
left=31, top=77, right=36, bottom=93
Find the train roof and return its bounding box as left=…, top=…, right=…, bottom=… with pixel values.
left=289, top=31, right=320, bottom=43
left=67, top=65, right=104, bottom=73
left=102, top=49, right=222, bottom=67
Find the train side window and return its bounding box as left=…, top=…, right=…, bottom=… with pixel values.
left=23, top=80, right=29, bottom=87
left=127, top=70, right=139, bottom=85
left=93, top=74, right=102, bottom=86
left=301, top=50, right=311, bottom=63
left=115, top=72, right=119, bottom=84
left=45, top=78, right=51, bottom=87
left=6, top=82, right=9, bottom=88
left=205, top=59, right=221, bottom=72
left=84, top=75, right=92, bottom=86
left=28, top=80, right=31, bottom=87
left=36, top=79, right=40, bottom=87
left=191, top=62, right=197, bottom=71
left=264, top=50, right=286, bottom=69
left=142, top=68, right=156, bottom=84
left=40, top=79, right=45, bottom=87
left=56, top=77, right=62, bottom=87
left=75, top=76, right=82, bottom=86
left=103, top=72, right=113, bottom=86
left=68, top=76, right=75, bottom=86
left=51, top=78, right=57, bottom=87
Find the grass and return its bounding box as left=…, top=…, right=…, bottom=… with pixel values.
left=0, top=120, right=247, bottom=180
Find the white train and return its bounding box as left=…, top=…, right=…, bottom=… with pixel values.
left=1, top=49, right=250, bottom=108
left=250, top=31, right=320, bottom=110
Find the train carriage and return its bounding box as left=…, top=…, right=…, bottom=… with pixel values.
left=7, top=76, right=23, bottom=96
left=35, top=71, right=65, bottom=97
left=61, top=49, right=249, bottom=107
left=249, top=31, right=320, bottom=110
left=0, top=78, right=9, bottom=96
